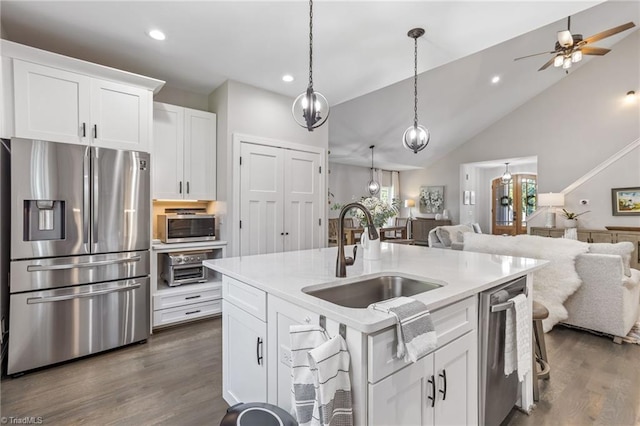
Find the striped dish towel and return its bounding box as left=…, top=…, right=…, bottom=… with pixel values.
left=504, top=294, right=531, bottom=381
left=308, top=335, right=353, bottom=426
left=370, top=296, right=437, bottom=363
left=290, top=324, right=328, bottom=426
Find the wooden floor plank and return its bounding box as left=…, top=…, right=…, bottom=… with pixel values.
left=2, top=317, right=638, bottom=425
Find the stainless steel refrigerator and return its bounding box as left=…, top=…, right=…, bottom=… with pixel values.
left=8, top=138, right=150, bottom=375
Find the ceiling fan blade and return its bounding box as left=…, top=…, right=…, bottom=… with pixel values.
left=581, top=46, right=611, bottom=56
left=514, top=51, right=556, bottom=61
left=581, top=22, right=636, bottom=45
left=538, top=57, right=556, bottom=71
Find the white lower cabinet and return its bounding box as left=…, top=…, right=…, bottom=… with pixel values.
left=369, top=330, right=477, bottom=426
left=222, top=277, right=267, bottom=405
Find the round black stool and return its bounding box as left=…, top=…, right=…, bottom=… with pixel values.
left=532, top=301, right=550, bottom=402
left=220, top=402, right=297, bottom=426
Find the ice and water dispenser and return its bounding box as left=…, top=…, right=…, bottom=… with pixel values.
left=23, top=200, right=65, bottom=241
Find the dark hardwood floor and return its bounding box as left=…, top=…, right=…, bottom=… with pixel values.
left=2, top=318, right=638, bottom=425
left=1, top=318, right=229, bottom=425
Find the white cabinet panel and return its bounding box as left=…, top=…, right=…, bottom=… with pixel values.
left=13, top=60, right=152, bottom=151
left=14, top=60, right=90, bottom=144
left=240, top=142, right=322, bottom=256
left=152, top=103, right=216, bottom=200
left=222, top=300, right=267, bottom=405
left=91, top=79, right=150, bottom=151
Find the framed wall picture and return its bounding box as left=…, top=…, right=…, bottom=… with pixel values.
left=419, top=186, right=445, bottom=213
left=463, top=190, right=470, bottom=205
left=611, top=187, right=640, bottom=216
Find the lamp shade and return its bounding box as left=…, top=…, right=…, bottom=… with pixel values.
left=404, top=199, right=416, bottom=208
left=538, top=192, right=564, bottom=207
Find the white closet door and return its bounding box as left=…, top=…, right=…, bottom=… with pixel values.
left=283, top=150, right=321, bottom=252
left=240, top=143, right=284, bottom=256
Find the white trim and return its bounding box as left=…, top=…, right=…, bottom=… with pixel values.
left=563, top=138, right=640, bottom=194
left=231, top=133, right=327, bottom=257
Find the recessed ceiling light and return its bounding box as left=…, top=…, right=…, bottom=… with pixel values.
left=148, top=30, right=166, bottom=41
left=282, top=74, right=294, bottom=83
left=491, top=75, right=501, bottom=84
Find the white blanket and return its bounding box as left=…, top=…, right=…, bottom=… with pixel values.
left=464, top=233, right=589, bottom=332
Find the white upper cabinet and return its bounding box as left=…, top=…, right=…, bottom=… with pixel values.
left=13, top=60, right=152, bottom=152
left=152, top=102, right=216, bottom=201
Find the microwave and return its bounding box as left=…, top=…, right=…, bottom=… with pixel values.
left=158, top=214, right=216, bottom=243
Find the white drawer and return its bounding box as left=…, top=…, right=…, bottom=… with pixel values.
left=368, top=295, right=477, bottom=383
left=153, top=299, right=222, bottom=327
left=223, top=275, right=266, bottom=321
left=153, top=285, right=222, bottom=310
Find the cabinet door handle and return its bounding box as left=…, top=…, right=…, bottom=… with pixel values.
left=179, top=181, right=182, bottom=194
left=256, top=337, right=264, bottom=365
left=439, top=370, right=447, bottom=400
left=427, top=375, right=436, bottom=407
left=93, top=124, right=98, bottom=138
left=81, top=122, right=86, bottom=137
left=187, top=181, right=190, bottom=194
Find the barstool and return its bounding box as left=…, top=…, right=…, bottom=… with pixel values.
left=532, top=301, right=550, bottom=402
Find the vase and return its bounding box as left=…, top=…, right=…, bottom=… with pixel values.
left=564, top=219, right=577, bottom=228
left=361, top=228, right=381, bottom=260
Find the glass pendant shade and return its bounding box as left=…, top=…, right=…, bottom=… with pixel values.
left=571, top=50, right=582, bottom=63
left=402, top=124, right=430, bottom=154
left=501, top=163, right=512, bottom=183
left=367, top=145, right=380, bottom=196
left=293, top=86, right=329, bottom=131
left=553, top=55, right=564, bottom=67
left=562, top=56, right=572, bottom=69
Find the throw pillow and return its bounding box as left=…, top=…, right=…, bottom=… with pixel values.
left=436, top=225, right=473, bottom=247
left=589, top=242, right=634, bottom=277
left=472, top=223, right=482, bottom=234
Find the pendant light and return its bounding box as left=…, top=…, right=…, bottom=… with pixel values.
left=367, top=145, right=380, bottom=196
left=402, top=28, right=430, bottom=154
left=501, top=162, right=512, bottom=184
left=292, top=0, right=329, bottom=131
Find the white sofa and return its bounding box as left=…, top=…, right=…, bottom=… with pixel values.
left=461, top=233, right=640, bottom=340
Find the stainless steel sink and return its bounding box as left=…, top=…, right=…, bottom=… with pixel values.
left=302, top=275, right=442, bottom=308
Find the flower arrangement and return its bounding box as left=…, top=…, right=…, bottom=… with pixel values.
left=561, top=209, right=590, bottom=220
left=352, top=196, right=399, bottom=228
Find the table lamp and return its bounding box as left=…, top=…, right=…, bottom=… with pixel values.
left=404, top=199, right=415, bottom=219
left=537, top=192, right=564, bottom=228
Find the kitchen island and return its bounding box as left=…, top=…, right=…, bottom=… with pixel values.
left=204, top=243, right=547, bottom=425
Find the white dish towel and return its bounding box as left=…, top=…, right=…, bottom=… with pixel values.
left=369, top=296, right=437, bottom=363
left=504, top=294, right=532, bottom=382
left=308, top=335, right=353, bottom=426
left=290, top=324, right=328, bottom=426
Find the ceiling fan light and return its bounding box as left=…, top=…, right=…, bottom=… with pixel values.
left=554, top=55, right=564, bottom=67
left=557, top=30, right=573, bottom=47
left=571, top=50, right=583, bottom=63
left=562, top=56, right=572, bottom=69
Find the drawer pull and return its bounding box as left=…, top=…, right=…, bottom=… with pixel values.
left=185, top=295, right=201, bottom=300
left=185, top=310, right=201, bottom=315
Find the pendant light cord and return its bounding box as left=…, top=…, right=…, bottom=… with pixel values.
left=308, top=0, right=313, bottom=87
left=413, top=36, right=418, bottom=128
left=370, top=146, right=374, bottom=179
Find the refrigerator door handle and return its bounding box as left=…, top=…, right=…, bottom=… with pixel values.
left=26, top=282, right=142, bottom=304
left=92, top=148, right=99, bottom=245
left=83, top=147, right=91, bottom=245
left=26, top=255, right=142, bottom=272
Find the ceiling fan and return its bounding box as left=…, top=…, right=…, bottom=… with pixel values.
left=514, top=16, right=636, bottom=72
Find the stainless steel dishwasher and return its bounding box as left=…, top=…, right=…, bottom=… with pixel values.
left=478, top=275, right=528, bottom=426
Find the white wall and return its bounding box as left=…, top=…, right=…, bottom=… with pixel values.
left=154, top=85, right=209, bottom=111
left=401, top=31, right=639, bottom=229
left=328, top=162, right=371, bottom=217
left=209, top=79, right=329, bottom=255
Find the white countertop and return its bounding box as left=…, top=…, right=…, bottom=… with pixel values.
left=203, top=244, right=548, bottom=333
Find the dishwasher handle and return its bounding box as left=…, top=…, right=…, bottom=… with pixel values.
left=490, top=286, right=528, bottom=313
